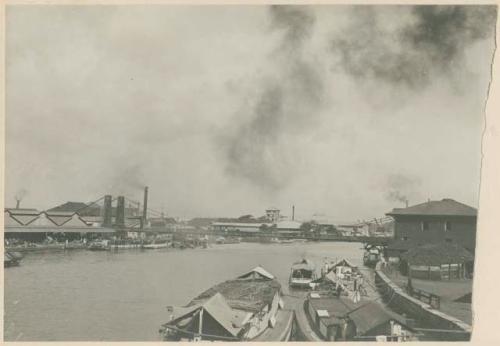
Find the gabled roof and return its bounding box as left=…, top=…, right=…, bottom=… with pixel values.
left=48, top=201, right=89, bottom=212
left=330, top=258, right=358, bottom=269
left=348, top=301, right=412, bottom=335
left=201, top=293, right=242, bottom=337
left=167, top=293, right=243, bottom=338
left=386, top=199, right=477, bottom=217
left=238, top=266, right=275, bottom=280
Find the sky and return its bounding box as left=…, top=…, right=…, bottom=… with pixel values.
left=5, top=5, right=497, bottom=221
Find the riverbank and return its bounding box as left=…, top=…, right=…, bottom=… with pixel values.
left=374, top=263, right=471, bottom=341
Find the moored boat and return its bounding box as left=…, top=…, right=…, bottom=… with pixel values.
left=87, top=240, right=110, bottom=251
left=142, top=239, right=170, bottom=249
left=363, top=248, right=381, bottom=267
left=301, top=292, right=418, bottom=341
left=289, top=259, right=317, bottom=289
left=4, top=251, right=23, bottom=267
left=159, top=266, right=292, bottom=341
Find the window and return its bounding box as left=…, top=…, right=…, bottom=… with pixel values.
left=421, top=221, right=429, bottom=231
left=444, top=221, right=452, bottom=232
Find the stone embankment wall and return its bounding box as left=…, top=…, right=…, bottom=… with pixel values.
left=374, top=263, right=471, bottom=341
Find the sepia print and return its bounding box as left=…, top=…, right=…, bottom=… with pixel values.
left=3, top=3, right=497, bottom=342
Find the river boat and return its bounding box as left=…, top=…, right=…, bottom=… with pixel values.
left=159, top=266, right=293, bottom=341
left=289, top=259, right=317, bottom=289
left=300, top=291, right=417, bottom=341
left=296, top=259, right=418, bottom=342
left=215, top=236, right=240, bottom=245
left=363, top=249, right=381, bottom=267
left=87, top=240, right=110, bottom=251
left=143, top=239, right=170, bottom=249
left=4, top=251, right=23, bottom=267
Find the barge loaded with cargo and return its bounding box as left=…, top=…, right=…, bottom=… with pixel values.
left=159, top=266, right=294, bottom=341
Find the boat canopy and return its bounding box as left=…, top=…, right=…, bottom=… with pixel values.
left=347, top=301, right=412, bottom=335
left=329, top=259, right=358, bottom=271
left=199, top=293, right=243, bottom=337
left=166, top=293, right=243, bottom=338
left=238, top=266, right=275, bottom=280
left=292, top=259, right=316, bottom=271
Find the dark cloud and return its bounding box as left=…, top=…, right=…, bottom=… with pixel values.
left=269, top=5, right=315, bottom=51
left=219, top=5, right=324, bottom=190
left=331, top=5, right=497, bottom=89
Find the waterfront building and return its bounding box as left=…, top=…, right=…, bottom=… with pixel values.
left=386, top=199, right=477, bottom=253
left=336, top=223, right=370, bottom=237
left=4, top=208, right=114, bottom=242
left=211, top=222, right=272, bottom=235
left=275, top=220, right=302, bottom=236
left=265, top=207, right=281, bottom=223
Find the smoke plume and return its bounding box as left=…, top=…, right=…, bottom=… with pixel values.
left=220, top=5, right=324, bottom=190
left=15, top=188, right=28, bottom=202
left=107, top=163, right=146, bottom=197
left=384, top=174, right=422, bottom=205
left=331, top=5, right=497, bottom=89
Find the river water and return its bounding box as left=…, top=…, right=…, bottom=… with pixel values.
left=4, top=241, right=364, bottom=341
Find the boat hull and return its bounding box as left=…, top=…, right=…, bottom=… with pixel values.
left=142, top=243, right=169, bottom=249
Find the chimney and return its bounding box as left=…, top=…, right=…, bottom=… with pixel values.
left=116, top=196, right=125, bottom=228
left=15, top=199, right=20, bottom=209
left=405, top=200, right=409, bottom=208
left=142, top=186, right=148, bottom=229
left=292, top=205, right=295, bottom=221
left=103, top=195, right=112, bottom=227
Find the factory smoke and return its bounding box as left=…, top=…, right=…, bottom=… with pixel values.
left=331, top=5, right=497, bottom=89
left=220, top=6, right=324, bottom=190
left=5, top=5, right=495, bottom=218
left=384, top=174, right=422, bottom=206
left=218, top=5, right=497, bottom=192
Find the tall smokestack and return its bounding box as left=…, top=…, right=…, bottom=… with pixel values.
left=405, top=200, right=409, bottom=208
left=292, top=205, right=295, bottom=221
left=103, top=195, right=112, bottom=227
left=142, top=186, right=148, bottom=229
left=116, top=196, right=125, bottom=228
left=15, top=199, right=20, bottom=209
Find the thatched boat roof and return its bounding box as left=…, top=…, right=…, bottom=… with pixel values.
left=401, top=242, right=474, bottom=266
left=189, top=278, right=281, bottom=312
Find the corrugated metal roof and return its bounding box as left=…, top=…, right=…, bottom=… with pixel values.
left=387, top=199, right=477, bottom=217
left=4, top=226, right=114, bottom=233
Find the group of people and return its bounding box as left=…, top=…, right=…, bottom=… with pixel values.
left=319, top=258, right=367, bottom=302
